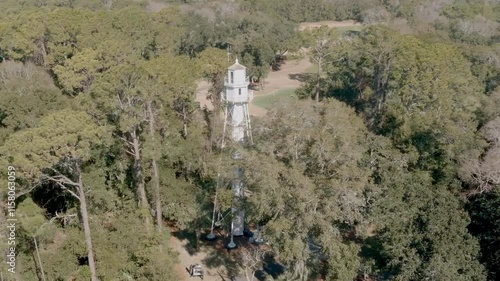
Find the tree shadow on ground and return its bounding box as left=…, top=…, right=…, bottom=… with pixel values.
left=174, top=227, right=280, bottom=280
left=204, top=235, right=285, bottom=281
left=255, top=254, right=286, bottom=281
left=172, top=229, right=200, bottom=255
left=288, top=73, right=314, bottom=83
left=271, top=58, right=286, bottom=71
left=201, top=238, right=241, bottom=279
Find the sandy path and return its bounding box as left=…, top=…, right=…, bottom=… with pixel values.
left=170, top=230, right=252, bottom=281
left=170, top=234, right=210, bottom=281
left=170, top=232, right=228, bottom=281
left=253, top=58, right=311, bottom=97
left=169, top=234, right=188, bottom=280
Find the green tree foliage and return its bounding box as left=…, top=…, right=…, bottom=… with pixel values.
left=177, top=12, right=220, bottom=58
left=1, top=2, right=500, bottom=281
left=247, top=99, right=373, bottom=280
left=174, top=4, right=301, bottom=82
left=0, top=0, right=147, bottom=14
left=295, top=25, right=494, bottom=280
left=308, top=26, right=483, bottom=182
left=242, top=0, right=363, bottom=22
left=0, top=61, right=68, bottom=143
left=16, top=198, right=51, bottom=281
left=197, top=47, right=229, bottom=110
left=0, top=109, right=111, bottom=281
left=370, top=168, right=486, bottom=280
left=301, top=26, right=340, bottom=102
left=461, top=45, right=500, bottom=95
left=467, top=190, right=500, bottom=281
left=0, top=7, right=183, bottom=69
left=89, top=53, right=199, bottom=230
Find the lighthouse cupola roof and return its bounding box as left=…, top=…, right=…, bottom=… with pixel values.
left=228, top=58, right=246, bottom=71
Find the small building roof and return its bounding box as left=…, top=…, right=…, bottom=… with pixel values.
left=228, top=58, right=246, bottom=70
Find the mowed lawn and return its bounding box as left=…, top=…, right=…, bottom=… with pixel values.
left=252, top=88, right=296, bottom=109
left=335, top=25, right=364, bottom=33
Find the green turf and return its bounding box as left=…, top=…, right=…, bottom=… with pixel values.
left=252, top=88, right=296, bottom=109
left=335, top=25, right=364, bottom=33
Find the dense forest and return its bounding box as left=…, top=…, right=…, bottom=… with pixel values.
left=0, top=0, right=499, bottom=280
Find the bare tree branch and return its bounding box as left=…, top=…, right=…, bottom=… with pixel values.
left=50, top=211, right=78, bottom=226
left=113, top=132, right=134, bottom=146
left=48, top=167, right=80, bottom=186
left=42, top=174, right=81, bottom=201
left=15, top=181, right=39, bottom=199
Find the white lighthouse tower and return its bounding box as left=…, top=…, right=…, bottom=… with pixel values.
left=221, top=59, right=253, bottom=249
left=221, top=58, right=253, bottom=147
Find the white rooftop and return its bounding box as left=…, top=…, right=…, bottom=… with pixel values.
left=228, top=58, right=246, bottom=70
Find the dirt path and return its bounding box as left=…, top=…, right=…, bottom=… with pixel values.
left=170, top=232, right=225, bottom=281
left=170, top=234, right=209, bottom=281
left=172, top=239, right=189, bottom=281
left=253, top=58, right=312, bottom=97
left=170, top=229, right=252, bottom=281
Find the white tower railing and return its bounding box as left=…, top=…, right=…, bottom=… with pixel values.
left=220, top=89, right=254, bottom=103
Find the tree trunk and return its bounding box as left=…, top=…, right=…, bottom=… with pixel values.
left=244, top=268, right=255, bottom=281
left=192, top=215, right=201, bottom=252
left=315, top=58, right=322, bottom=103
left=182, top=105, right=188, bottom=139
left=36, top=38, right=47, bottom=67
left=152, top=159, right=162, bottom=232
left=33, top=237, right=46, bottom=281
left=245, top=269, right=250, bottom=281
left=76, top=168, right=98, bottom=281
left=147, top=102, right=162, bottom=233
left=31, top=247, right=43, bottom=281
left=131, top=128, right=151, bottom=228
left=374, top=53, right=390, bottom=113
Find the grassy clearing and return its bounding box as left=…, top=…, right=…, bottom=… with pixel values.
left=252, top=88, right=296, bottom=109
left=335, top=25, right=364, bottom=33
